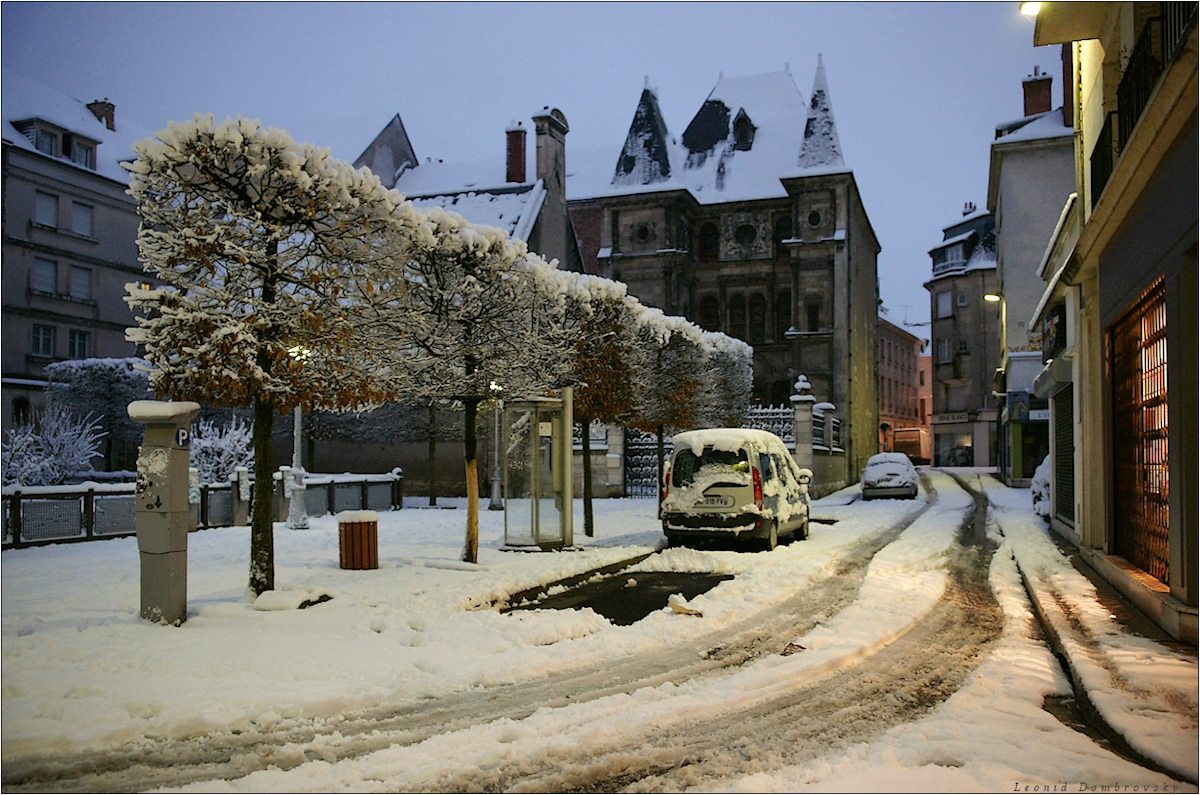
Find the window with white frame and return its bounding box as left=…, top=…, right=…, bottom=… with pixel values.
left=34, top=191, right=58, bottom=227
left=69, top=266, right=93, bottom=301
left=935, top=290, right=953, bottom=319
left=71, top=202, right=95, bottom=237
left=68, top=329, right=91, bottom=359
left=31, top=324, right=55, bottom=357
left=32, top=257, right=58, bottom=293
left=936, top=337, right=953, bottom=364
left=69, top=140, right=94, bottom=169
left=35, top=128, right=57, bottom=156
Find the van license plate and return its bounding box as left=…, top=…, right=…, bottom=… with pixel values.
left=702, top=496, right=732, bottom=507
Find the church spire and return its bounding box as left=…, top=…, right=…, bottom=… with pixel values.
left=612, top=82, right=673, bottom=186
left=797, top=54, right=844, bottom=170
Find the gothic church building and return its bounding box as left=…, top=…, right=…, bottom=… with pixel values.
left=568, top=59, right=880, bottom=483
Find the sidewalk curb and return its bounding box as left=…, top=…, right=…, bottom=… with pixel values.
left=1012, top=552, right=1197, bottom=784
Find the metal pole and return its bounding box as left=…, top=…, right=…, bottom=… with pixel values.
left=489, top=399, right=504, bottom=509
left=287, top=405, right=308, bottom=529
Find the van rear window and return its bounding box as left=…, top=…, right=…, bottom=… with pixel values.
left=672, top=446, right=749, bottom=487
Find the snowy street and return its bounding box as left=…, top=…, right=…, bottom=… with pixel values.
left=2, top=470, right=1195, bottom=792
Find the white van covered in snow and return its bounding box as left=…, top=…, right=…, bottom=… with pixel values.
left=660, top=428, right=814, bottom=551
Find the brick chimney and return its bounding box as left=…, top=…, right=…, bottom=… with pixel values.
left=1023, top=66, right=1052, bottom=117
left=506, top=122, right=526, bottom=183
left=87, top=99, right=115, bottom=131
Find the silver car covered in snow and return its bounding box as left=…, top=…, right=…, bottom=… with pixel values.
left=661, top=429, right=813, bottom=551
left=859, top=452, right=920, bottom=500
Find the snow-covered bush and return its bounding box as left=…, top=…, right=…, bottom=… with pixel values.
left=1031, top=454, right=1051, bottom=519
left=45, top=357, right=151, bottom=471
left=190, top=417, right=253, bottom=485
left=1, top=405, right=107, bottom=486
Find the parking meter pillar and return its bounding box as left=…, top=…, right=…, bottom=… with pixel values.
left=128, top=400, right=201, bottom=626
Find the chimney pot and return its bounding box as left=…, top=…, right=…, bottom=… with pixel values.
left=87, top=99, right=115, bottom=131
left=506, top=122, right=527, bottom=183
left=963, top=201, right=976, bottom=216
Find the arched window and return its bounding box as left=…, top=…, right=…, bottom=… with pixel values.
left=698, top=223, right=719, bottom=261
left=774, top=216, right=792, bottom=259
left=12, top=395, right=31, bottom=426
left=728, top=294, right=746, bottom=340
left=698, top=295, right=720, bottom=332
left=776, top=290, right=792, bottom=339
left=749, top=294, right=767, bottom=342
left=805, top=295, right=822, bottom=332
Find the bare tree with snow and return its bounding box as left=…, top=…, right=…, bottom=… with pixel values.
left=627, top=306, right=709, bottom=489
left=696, top=331, right=754, bottom=427
left=372, top=209, right=571, bottom=564
left=125, top=115, right=421, bottom=595
left=550, top=273, right=639, bottom=537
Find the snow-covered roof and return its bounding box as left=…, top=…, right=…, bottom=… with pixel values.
left=929, top=229, right=977, bottom=254
left=993, top=108, right=1073, bottom=144
left=408, top=180, right=546, bottom=242
left=571, top=65, right=844, bottom=205
left=1, top=70, right=155, bottom=184
left=379, top=142, right=548, bottom=241
left=795, top=55, right=844, bottom=171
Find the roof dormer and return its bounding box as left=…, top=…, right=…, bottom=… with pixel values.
left=11, top=117, right=99, bottom=171
left=732, top=109, right=756, bottom=151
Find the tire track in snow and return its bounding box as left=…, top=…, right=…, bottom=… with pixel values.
left=408, top=474, right=1000, bottom=793
left=2, top=484, right=941, bottom=793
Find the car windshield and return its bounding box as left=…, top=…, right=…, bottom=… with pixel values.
left=672, top=447, right=749, bottom=487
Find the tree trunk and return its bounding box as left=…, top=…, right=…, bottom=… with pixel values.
left=428, top=404, right=437, bottom=507
left=580, top=417, right=595, bottom=537
left=462, top=397, right=480, bottom=564
left=249, top=394, right=275, bottom=595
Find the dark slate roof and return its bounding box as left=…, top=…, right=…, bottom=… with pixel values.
left=353, top=114, right=418, bottom=189
left=612, top=86, right=674, bottom=187
left=571, top=64, right=848, bottom=204
left=797, top=55, right=844, bottom=170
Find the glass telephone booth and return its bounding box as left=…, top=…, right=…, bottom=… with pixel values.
left=502, top=387, right=573, bottom=549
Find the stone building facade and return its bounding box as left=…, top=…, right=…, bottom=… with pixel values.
left=1, top=72, right=153, bottom=431
left=567, top=60, right=880, bottom=488
left=925, top=205, right=1002, bottom=467
left=1030, top=1, right=1197, bottom=642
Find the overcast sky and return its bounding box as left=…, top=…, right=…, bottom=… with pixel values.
left=2, top=1, right=1055, bottom=329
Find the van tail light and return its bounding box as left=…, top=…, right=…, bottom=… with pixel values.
left=662, top=466, right=670, bottom=503
left=753, top=466, right=763, bottom=507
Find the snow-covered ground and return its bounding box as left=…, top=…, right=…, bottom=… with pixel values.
left=2, top=469, right=1195, bottom=792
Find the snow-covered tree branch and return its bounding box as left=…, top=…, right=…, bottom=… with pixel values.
left=125, top=115, right=421, bottom=594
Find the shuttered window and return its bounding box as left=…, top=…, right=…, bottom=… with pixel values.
left=1052, top=387, right=1074, bottom=524
left=1110, top=279, right=1169, bottom=582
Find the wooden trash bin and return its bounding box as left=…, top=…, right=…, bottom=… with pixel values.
left=337, top=510, right=379, bottom=570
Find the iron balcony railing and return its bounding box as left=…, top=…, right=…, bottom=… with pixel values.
left=1091, top=112, right=1117, bottom=209
left=1090, top=3, right=1197, bottom=208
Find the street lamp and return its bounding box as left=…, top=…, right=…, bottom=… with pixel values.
left=984, top=291, right=1003, bottom=303
left=286, top=346, right=310, bottom=530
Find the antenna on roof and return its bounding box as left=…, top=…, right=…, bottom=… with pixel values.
left=644, top=75, right=650, bottom=89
